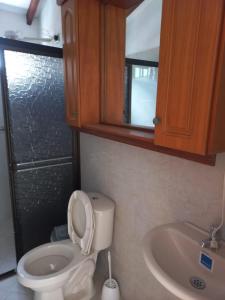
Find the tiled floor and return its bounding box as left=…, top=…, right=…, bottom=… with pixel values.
left=0, top=275, right=33, bottom=300
left=0, top=220, right=17, bottom=275
left=0, top=274, right=103, bottom=300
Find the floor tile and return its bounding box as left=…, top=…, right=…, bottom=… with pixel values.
left=0, top=291, right=8, bottom=300
left=0, top=220, right=16, bottom=275
left=0, top=273, right=105, bottom=300
left=5, top=292, right=31, bottom=300
left=0, top=276, right=32, bottom=300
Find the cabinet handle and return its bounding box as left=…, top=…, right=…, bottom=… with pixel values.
left=153, top=117, right=161, bottom=126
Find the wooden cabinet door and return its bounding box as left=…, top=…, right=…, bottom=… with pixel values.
left=61, top=0, right=101, bottom=128
left=154, top=0, right=224, bottom=155
left=61, top=0, right=80, bottom=127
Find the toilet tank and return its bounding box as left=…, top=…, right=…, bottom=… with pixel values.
left=88, top=193, right=115, bottom=251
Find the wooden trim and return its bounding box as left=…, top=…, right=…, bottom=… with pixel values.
left=26, top=0, right=40, bottom=25
left=80, top=124, right=216, bottom=166
left=102, top=0, right=143, bottom=9
left=100, top=4, right=106, bottom=124
left=101, top=122, right=155, bottom=133
left=57, top=0, right=68, bottom=5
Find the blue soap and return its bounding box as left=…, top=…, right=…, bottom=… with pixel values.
left=200, top=252, right=213, bottom=271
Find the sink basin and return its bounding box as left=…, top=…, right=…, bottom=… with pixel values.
left=142, top=222, right=225, bottom=300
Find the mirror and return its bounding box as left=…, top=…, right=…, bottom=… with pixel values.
left=124, top=0, right=163, bottom=128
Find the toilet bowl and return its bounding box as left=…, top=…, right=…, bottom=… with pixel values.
left=17, top=191, right=115, bottom=300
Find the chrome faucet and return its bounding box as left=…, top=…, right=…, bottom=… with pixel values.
left=201, top=225, right=221, bottom=250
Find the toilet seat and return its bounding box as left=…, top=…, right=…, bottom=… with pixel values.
left=17, top=240, right=96, bottom=292
left=67, top=190, right=95, bottom=255
left=17, top=241, right=80, bottom=290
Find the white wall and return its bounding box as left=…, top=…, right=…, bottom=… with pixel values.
left=39, top=0, right=62, bottom=47
left=80, top=133, right=225, bottom=300
left=0, top=133, right=12, bottom=223
left=0, top=2, right=62, bottom=47
left=126, top=0, right=162, bottom=61
left=0, top=10, right=40, bottom=39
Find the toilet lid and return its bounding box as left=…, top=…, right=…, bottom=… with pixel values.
left=67, top=191, right=95, bottom=255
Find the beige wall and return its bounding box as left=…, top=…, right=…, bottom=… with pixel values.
left=39, top=0, right=62, bottom=47
left=0, top=10, right=40, bottom=39
left=80, top=133, right=225, bottom=300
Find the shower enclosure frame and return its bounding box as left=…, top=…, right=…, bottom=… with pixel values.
left=0, top=37, right=80, bottom=263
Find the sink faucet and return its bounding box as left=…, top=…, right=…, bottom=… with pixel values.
left=201, top=225, right=221, bottom=250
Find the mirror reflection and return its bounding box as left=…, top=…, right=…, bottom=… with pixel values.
left=124, top=0, right=163, bottom=127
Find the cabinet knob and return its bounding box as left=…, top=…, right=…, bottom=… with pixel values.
left=72, top=112, right=78, bottom=119
left=153, top=116, right=161, bottom=126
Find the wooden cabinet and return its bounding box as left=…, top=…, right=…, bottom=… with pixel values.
left=154, top=0, right=225, bottom=155
left=61, top=0, right=101, bottom=128
left=60, top=0, right=225, bottom=164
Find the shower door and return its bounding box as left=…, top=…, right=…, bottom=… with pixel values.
left=2, top=41, right=78, bottom=259
left=0, top=65, right=16, bottom=274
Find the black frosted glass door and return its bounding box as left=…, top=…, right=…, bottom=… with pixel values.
left=3, top=49, right=76, bottom=258
left=14, top=163, right=74, bottom=256
left=4, top=51, right=72, bottom=164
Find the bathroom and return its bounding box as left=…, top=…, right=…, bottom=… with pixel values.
left=0, top=0, right=225, bottom=299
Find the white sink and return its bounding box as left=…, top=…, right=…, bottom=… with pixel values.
left=142, top=222, right=225, bottom=300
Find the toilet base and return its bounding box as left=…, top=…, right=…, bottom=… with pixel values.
left=34, top=288, right=64, bottom=300
left=65, top=277, right=96, bottom=300
left=33, top=278, right=95, bottom=300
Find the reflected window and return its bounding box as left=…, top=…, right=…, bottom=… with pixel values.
left=124, top=0, right=162, bottom=128
left=124, top=59, right=158, bottom=127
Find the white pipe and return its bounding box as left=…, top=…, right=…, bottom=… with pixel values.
left=23, top=37, right=53, bottom=42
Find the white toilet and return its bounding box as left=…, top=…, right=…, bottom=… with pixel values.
left=17, top=190, right=115, bottom=300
